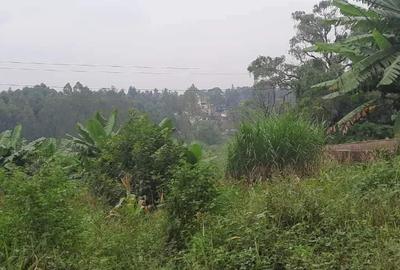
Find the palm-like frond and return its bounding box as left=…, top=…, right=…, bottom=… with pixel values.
left=334, top=0, right=379, bottom=18
left=104, top=110, right=118, bottom=136
left=378, top=53, right=400, bottom=86
left=309, top=0, right=400, bottom=131
left=68, top=111, right=120, bottom=157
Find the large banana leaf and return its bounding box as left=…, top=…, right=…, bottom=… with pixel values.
left=334, top=0, right=379, bottom=18
left=68, top=111, right=120, bottom=157
left=185, top=143, right=203, bottom=165
left=159, top=118, right=173, bottom=130
left=0, top=130, right=12, bottom=147
left=3, top=137, right=47, bottom=165
left=372, top=29, right=392, bottom=49
left=95, top=112, right=107, bottom=127
left=104, top=110, right=118, bottom=136
left=378, top=53, right=400, bottom=86
left=0, top=125, right=22, bottom=153
left=76, top=123, right=95, bottom=145
left=86, top=119, right=107, bottom=144
left=10, top=124, right=22, bottom=149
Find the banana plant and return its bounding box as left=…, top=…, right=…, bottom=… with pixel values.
left=185, top=143, right=203, bottom=164
left=68, top=110, right=119, bottom=157
left=0, top=125, right=23, bottom=164
left=0, top=125, right=22, bottom=159
left=310, top=0, right=400, bottom=133
left=0, top=125, right=53, bottom=169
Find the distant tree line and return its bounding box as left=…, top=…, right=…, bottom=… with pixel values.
left=0, top=82, right=257, bottom=144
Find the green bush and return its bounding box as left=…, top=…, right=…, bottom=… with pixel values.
left=93, top=111, right=184, bottom=206
left=165, top=162, right=218, bottom=252
left=227, top=113, right=325, bottom=181
left=0, top=166, right=83, bottom=268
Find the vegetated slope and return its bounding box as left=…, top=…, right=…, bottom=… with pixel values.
left=2, top=155, right=400, bottom=269
left=183, top=158, right=400, bottom=269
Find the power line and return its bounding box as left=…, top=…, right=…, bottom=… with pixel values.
left=0, top=60, right=201, bottom=70
left=0, top=60, right=250, bottom=76
left=0, top=66, right=169, bottom=75
left=0, top=66, right=249, bottom=76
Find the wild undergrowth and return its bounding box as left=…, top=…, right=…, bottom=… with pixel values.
left=183, top=158, right=400, bottom=269
left=2, top=113, right=400, bottom=269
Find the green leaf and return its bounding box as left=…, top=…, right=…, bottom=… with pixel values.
left=104, top=110, right=118, bottom=136
left=86, top=119, right=107, bottom=144
left=352, top=47, right=397, bottom=73
left=189, top=143, right=202, bottom=161
left=159, top=118, right=173, bottom=130
left=333, top=0, right=379, bottom=18
left=372, top=29, right=392, bottom=50
left=95, top=112, right=107, bottom=127
left=10, top=124, right=22, bottom=149
left=76, top=123, right=95, bottom=145
left=4, top=138, right=46, bottom=165
left=379, top=53, right=400, bottom=86
left=185, top=143, right=203, bottom=164
left=0, top=130, right=12, bottom=148
left=312, top=79, right=338, bottom=89
left=313, top=42, right=363, bottom=62
left=323, top=91, right=342, bottom=100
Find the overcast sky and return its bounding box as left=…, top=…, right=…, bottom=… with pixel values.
left=0, top=0, right=317, bottom=91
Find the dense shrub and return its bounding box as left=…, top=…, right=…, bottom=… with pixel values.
left=94, top=111, right=184, bottom=205
left=227, top=113, right=325, bottom=181
left=0, top=166, right=83, bottom=268
left=165, top=162, right=218, bottom=251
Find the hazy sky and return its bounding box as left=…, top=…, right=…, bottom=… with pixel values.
left=0, top=0, right=317, bottom=91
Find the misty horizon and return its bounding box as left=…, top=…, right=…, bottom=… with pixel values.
left=1, top=0, right=316, bottom=90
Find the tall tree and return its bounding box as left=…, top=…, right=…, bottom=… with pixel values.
left=290, top=0, right=347, bottom=68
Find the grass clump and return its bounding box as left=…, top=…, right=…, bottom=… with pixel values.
left=227, top=113, right=325, bottom=181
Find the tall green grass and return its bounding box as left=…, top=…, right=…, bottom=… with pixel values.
left=227, top=113, right=325, bottom=181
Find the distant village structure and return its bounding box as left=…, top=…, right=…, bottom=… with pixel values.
left=185, top=85, right=296, bottom=135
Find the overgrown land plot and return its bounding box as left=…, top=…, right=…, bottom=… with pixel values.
left=2, top=0, right=400, bottom=269
left=1, top=111, right=400, bottom=269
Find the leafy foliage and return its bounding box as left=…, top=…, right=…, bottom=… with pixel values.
left=68, top=110, right=119, bottom=157
left=94, top=111, right=184, bottom=206
left=0, top=125, right=55, bottom=170
left=165, top=162, right=217, bottom=251
left=227, top=113, right=325, bottom=181
left=311, top=0, right=400, bottom=132
left=0, top=166, right=83, bottom=268
left=183, top=157, right=400, bottom=269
